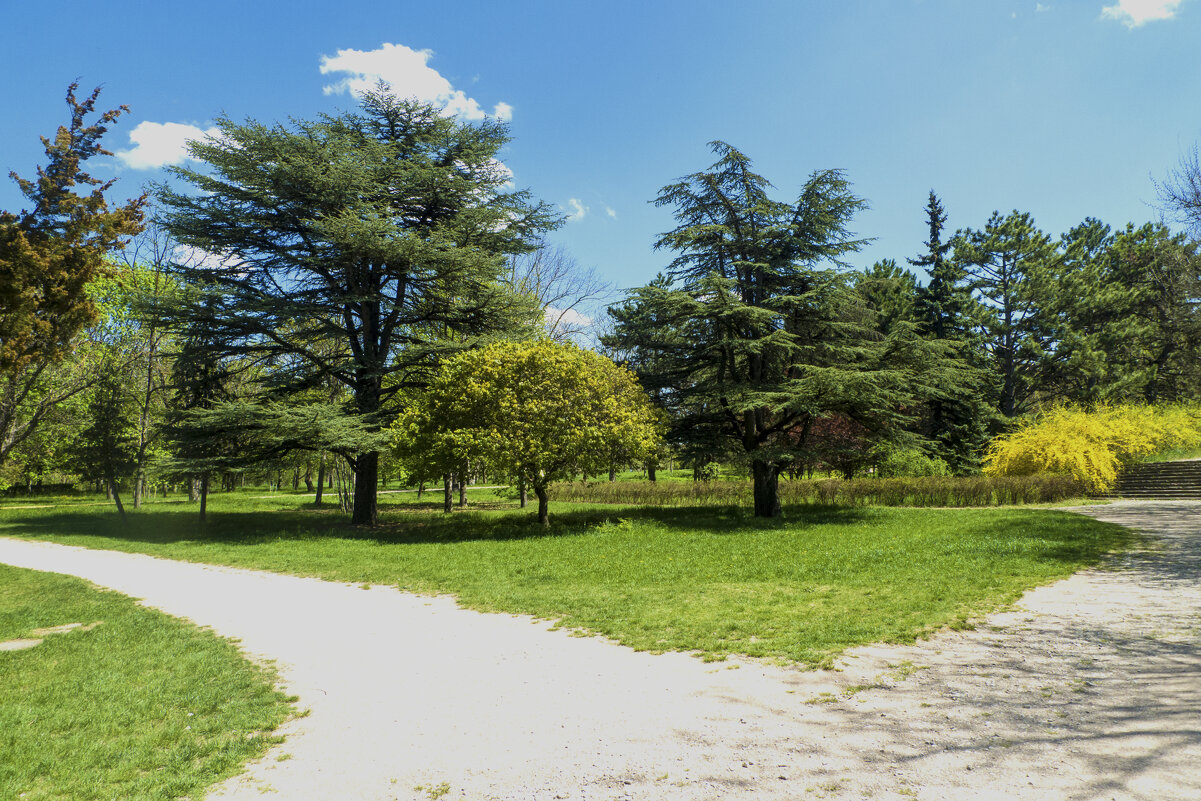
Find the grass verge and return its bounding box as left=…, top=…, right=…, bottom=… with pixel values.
left=0, top=563, right=293, bottom=801
left=0, top=492, right=1132, bottom=668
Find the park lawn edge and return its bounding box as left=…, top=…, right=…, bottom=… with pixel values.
left=0, top=499, right=1136, bottom=669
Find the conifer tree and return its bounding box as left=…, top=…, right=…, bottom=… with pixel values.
left=955, top=210, right=1059, bottom=417
left=157, top=87, right=557, bottom=524
left=608, top=142, right=925, bottom=517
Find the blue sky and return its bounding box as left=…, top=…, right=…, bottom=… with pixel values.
left=3, top=0, right=1199, bottom=302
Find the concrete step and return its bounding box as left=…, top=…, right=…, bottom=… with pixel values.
left=1109, top=458, right=1201, bottom=499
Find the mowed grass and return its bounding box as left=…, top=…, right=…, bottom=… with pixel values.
left=0, top=488, right=1132, bottom=667
left=0, top=563, right=293, bottom=801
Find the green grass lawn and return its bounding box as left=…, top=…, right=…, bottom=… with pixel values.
left=0, top=563, right=293, bottom=801
left=0, top=489, right=1132, bottom=667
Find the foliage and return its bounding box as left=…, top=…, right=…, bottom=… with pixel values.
left=0, top=563, right=291, bottom=801
left=67, top=363, right=138, bottom=521
left=393, top=340, right=661, bottom=524
left=608, top=142, right=938, bottom=517
left=954, top=210, right=1058, bottom=417
left=157, top=87, right=557, bottom=524
left=0, top=84, right=143, bottom=465
left=983, top=403, right=1201, bottom=490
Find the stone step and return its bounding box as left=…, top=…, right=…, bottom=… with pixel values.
left=1108, top=459, right=1201, bottom=500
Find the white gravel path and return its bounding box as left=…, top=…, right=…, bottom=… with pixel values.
left=0, top=499, right=1198, bottom=801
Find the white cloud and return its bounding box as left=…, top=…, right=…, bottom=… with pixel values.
left=605, top=206, right=617, bottom=219
left=1101, top=0, right=1185, bottom=26
left=1035, top=3, right=1051, bottom=12
left=115, top=121, right=218, bottom=170
left=320, top=42, right=512, bottom=120
left=565, top=198, right=588, bottom=222
left=545, top=306, right=592, bottom=328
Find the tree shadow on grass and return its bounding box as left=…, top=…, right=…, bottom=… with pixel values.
left=0, top=499, right=1127, bottom=567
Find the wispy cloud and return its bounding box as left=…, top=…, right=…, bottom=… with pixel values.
left=605, top=206, right=617, bottom=219
left=1101, top=0, right=1186, bottom=27
left=320, top=42, right=512, bottom=120
left=115, top=121, right=218, bottom=170
left=565, top=198, right=588, bottom=222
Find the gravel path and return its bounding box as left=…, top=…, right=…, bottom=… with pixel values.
left=0, top=499, right=1197, bottom=800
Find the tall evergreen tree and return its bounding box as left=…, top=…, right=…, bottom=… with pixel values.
left=955, top=210, right=1059, bottom=417
left=607, top=142, right=923, bottom=517
left=911, top=191, right=971, bottom=340
left=854, top=259, right=918, bottom=336
left=157, top=88, right=558, bottom=524
left=907, top=192, right=991, bottom=472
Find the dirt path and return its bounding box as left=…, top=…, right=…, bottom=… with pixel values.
left=0, top=500, right=1197, bottom=800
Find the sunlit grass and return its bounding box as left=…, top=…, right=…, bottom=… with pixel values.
left=0, top=564, right=293, bottom=801
left=0, top=489, right=1131, bottom=667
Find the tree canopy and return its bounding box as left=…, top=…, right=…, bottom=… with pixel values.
left=392, top=340, right=661, bottom=525
left=157, top=87, right=559, bottom=523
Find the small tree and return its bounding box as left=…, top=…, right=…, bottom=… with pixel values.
left=393, top=340, right=661, bottom=525
left=70, top=363, right=137, bottom=522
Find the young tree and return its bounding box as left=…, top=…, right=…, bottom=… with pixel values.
left=70, top=363, right=137, bottom=522
left=607, top=142, right=922, bottom=517
left=0, top=83, right=143, bottom=465
left=392, top=340, right=661, bottom=526
left=157, top=88, right=557, bottom=524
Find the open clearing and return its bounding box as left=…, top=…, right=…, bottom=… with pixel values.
left=0, top=500, right=1197, bottom=800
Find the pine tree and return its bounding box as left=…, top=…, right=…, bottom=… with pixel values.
left=955, top=210, right=1059, bottom=417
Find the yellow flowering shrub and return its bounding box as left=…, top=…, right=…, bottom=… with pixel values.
left=983, top=403, right=1201, bottom=491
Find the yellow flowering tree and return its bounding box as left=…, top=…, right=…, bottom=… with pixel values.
left=392, top=340, right=661, bottom=525
left=984, top=403, right=1201, bottom=491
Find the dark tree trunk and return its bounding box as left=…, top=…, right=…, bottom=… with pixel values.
left=315, top=453, right=325, bottom=505
left=647, top=463, right=657, bottom=482
left=199, top=473, right=209, bottom=522
left=304, top=460, right=314, bottom=492
left=351, top=451, right=377, bottom=525
left=417, top=480, right=424, bottom=499
left=609, top=464, right=616, bottom=482
left=442, top=473, right=452, bottom=514
left=751, top=460, right=782, bottom=518
left=534, top=483, right=550, bottom=526
left=108, top=475, right=127, bottom=524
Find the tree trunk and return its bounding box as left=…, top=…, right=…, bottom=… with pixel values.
left=108, top=475, right=127, bottom=524
left=304, top=460, right=314, bottom=492
left=417, top=480, right=424, bottom=499
left=519, top=476, right=528, bottom=508
left=534, top=482, right=550, bottom=526
left=351, top=452, right=378, bottom=525
left=442, top=473, right=452, bottom=514
left=609, top=464, right=616, bottom=482
left=199, top=473, right=209, bottom=522
left=647, top=463, right=657, bottom=482
left=315, top=453, right=325, bottom=505
left=751, top=460, right=782, bottom=518
left=458, top=463, right=467, bottom=508
left=133, top=469, right=144, bottom=508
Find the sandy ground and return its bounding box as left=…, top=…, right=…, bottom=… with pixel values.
left=0, top=499, right=1197, bottom=801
